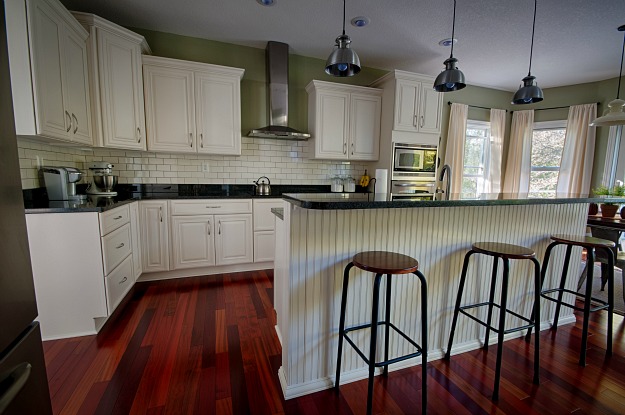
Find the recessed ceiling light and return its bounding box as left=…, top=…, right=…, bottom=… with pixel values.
left=438, top=38, right=457, bottom=47
left=256, top=0, right=275, bottom=6
left=351, top=16, right=370, bottom=27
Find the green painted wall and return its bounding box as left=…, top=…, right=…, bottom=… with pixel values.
left=130, top=28, right=387, bottom=134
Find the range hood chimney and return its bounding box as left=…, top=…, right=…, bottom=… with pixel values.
left=248, top=42, right=310, bottom=140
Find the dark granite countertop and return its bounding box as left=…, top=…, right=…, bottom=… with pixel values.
left=271, top=207, right=284, bottom=220
left=281, top=192, right=625, bottom=210
left=23, top=184, right=369, bottom=214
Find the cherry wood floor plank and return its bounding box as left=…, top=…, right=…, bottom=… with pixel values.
left=76, top=382, right=108, bottom=415
left=227, top=324, right=250, bottom=414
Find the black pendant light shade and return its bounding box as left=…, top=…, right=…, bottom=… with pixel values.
left=512, top=0, right=543, bottom=104
left=433, top=0, right=466, bottom=92
left=325, top=0, right=361, bottom=77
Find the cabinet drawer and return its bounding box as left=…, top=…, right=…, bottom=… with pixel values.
left=105, top=254, right=134, bottom=314
left=100, top=204, right=130, bottom=235
left=102, top=223, right=132, bottom=275
left=170, top=199, right=252, bottom=215
left=253, top=199, right=283, bottom=231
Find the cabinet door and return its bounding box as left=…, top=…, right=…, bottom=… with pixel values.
left=215, top=214, right=253, bottom=266
left=171, top=215, right=216, bottom=269
left=98, top=30, right=145, bottom=150
left=314, top=91, right=349, bottom=159
left=253, top=199, right=283, bottom=231
left=394, top=79, right=420, bottom=132
left=195, top=73, right=241, bottom=155
left=27, top=0, right=69, bottom=140
left=349, top=93, right=381, bottom=161
left=143, top=65, right=195, bottom=152
left=129, top=202, right=142, bottom=280
left=254, top=231, right=275, bottom=262
left=139, top=201, right=169, bottom=273
left=62, top=26, right=92, bottom=145
left=419, top=86, right=443, bottom=134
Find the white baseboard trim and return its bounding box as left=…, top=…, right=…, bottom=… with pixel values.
left=278, top=314, right=577, bottom=400
left=136, top=261, right=274, bottom=282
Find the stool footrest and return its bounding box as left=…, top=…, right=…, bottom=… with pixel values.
left=541, top=288, right=610, bottom=313
left=342, top=321, right=424, bottom=368
left=459, top=302, right=536, bottom=334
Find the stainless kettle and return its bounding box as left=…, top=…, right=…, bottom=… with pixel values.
left=253, top=176, right=271, bottom=195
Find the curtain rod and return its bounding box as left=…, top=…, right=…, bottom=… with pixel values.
left=510, top=102, right=601, bottom=113
left=447, top=101, right=508, bottom=112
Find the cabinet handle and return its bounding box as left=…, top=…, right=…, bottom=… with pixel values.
left=137, top=127, right=142, bottom=143
left=113, top=216, right=122, bottom=220
left=343, top=142, right=347, bottom=155
left=119, top=276, right=128, bottom=284
left=116, top=243, right=125, bottom=249
left=200, top=133, right=204, bottom=148
left=0, top=362, right=31, bottom=411
left=207, top=220, right=211, bottom=235
left=413, top=114, right=418, bottom=127
left=189, top=133, right=193, bottom=148
left=72, top=113, right=78, bottom=133
left=65, top=111, right=72, bottom=132
left=218, top=221, right=221, bottom=235
left=159, top=206, right=162, bottom=222
left=205, top=206, right=221, bottom=209
left=420, top=115, right=424, bottom=128
left=351, top=143, right=354, bottom=155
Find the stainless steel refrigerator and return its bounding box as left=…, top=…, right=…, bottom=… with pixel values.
left=0, top=2, right=53, bottom=414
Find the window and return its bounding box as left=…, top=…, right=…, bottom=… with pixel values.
left=462, top=120, right=491, bottom=195
left=529, top=120, right=567, bottom=196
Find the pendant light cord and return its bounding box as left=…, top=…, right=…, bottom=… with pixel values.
left=617, top=28, right=625, bottom=99
left=342, top=0, right=346, bottom=35
left=527, top=0, right=537, bottom=76
left=450, top=0, right=456, bottom=58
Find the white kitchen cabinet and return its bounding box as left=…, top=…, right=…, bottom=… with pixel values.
left=72, top=13, right=151, bottom=150
left=370, top=70, right=443, bottom=143
left=6, top=0, right=92, bottom=144
left=129, top=202, right=142, bottom=280
left=215, top=214, right=253, bottom=265
left=171, top=215, right=216, bottom=269
left=253, top=199, right=283, bottom=262
left=306, top=80, right=381, bottom=161
left=142, top=56, right=244, bottom=155
left=140, top=201, right=170, bottom=273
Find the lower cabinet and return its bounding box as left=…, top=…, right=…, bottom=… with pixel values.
left=215, top=214, right=253, bottom=265
left=139, top=200, right=169, bottom=272
left=171, top=215, right=216, bottom=269
left=253, top=199, right=284, bottom=262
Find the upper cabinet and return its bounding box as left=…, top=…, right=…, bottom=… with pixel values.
left=72, top=13, right=151, bottom=151
left=370, top=70, right=443, bottom=145
left=6, top=0, right=93, bottom=145
left=306, top=80, right=382, bottom=161
left=142, top=56, right=245, bottom=155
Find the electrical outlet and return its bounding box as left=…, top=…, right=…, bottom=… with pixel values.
left=36, top=156, right=44, bottom=169
left=201, top=162, right=209, bottom=173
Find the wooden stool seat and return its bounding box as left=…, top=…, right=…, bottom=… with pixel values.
left=550, top=234, right=615, bottom=249
left=472, top=242, right=536, bottom=259
left=352, top=251, right=419, bottom=274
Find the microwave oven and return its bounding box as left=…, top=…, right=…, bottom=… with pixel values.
left=392, top=143, right=438, bottom=178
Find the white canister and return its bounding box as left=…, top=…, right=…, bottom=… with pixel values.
left=331, top=177, right=343, bottom=192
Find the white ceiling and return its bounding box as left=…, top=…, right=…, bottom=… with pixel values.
left=60, top=0, right=624, bottom=91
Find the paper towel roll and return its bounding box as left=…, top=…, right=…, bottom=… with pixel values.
left=375, top=169, right=388, bottom=194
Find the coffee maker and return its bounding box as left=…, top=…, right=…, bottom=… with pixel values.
left=41, top=167, right=85, bottom=201
left=87, top=162, right=118, bottom=196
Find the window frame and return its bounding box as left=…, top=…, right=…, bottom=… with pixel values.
left=529, top=119, right=567, bottom=195
left=462, top=119, right=491, bottom=195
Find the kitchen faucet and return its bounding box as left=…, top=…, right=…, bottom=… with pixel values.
left=438, top=164, right=452, bottom=200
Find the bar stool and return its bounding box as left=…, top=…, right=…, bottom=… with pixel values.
left=335, top=251, right=427, bottom=415
left=525, top=234, right=614, bottom=367
left=445, top=242, right=541, bottom=401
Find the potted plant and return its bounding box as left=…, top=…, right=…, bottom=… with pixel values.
left=593, top=185, right=624, bottom=217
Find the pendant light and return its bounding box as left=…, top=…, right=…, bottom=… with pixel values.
left=433, top=0, right=466, bottom=92
left=512, top=0, right=543, bottom=104
left=590, top=25, right=625, bottom=126
left=325, top=0, right=361, bottom=77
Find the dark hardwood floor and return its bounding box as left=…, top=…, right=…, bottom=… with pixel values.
left=43, top=270, right=625, bottom=414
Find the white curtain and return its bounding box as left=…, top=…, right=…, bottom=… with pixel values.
left=502, top=110, right=534, bottom=193
left=444, top=103, right=468, bottom=194
left=487, top=108, right=506, bottom=193
left=556, top=103, right=597, bottom=194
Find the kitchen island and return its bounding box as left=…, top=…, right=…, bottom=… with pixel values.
left=274, top=193, right=622, bottom=399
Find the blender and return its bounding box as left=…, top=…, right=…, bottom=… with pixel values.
left=87, top=162, right=118, bottom=196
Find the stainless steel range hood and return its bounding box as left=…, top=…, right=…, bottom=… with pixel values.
left=248, top=42, right=310, bottom=140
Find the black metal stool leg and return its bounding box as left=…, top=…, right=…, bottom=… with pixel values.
left=526, top=241, right=557, bottom=341
left=445, top=250, right=475, bottom=359
left=383, top=274, right=392, bottom=377
left=367, top=273, right=383, bottom=415
left=530, top=257, right=541, bottom=385
left=603, top=247, right=614, bottom=356
left=552, top=244, right=573, bottom=331
left=483, top=255, right=500, bottom=349
left=579, top=248, right=595, bottom=366
left=335, top=262, right=353, bottom=390
left=492, top=258, right=511, bottom=401
left=414, top=270, right=428, bottom=415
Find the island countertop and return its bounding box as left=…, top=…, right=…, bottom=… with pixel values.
left=282, top=192, right=625, bottom=210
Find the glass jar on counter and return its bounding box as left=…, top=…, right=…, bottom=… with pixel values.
left=331, top=176, right=344, bottom=192
left=343, top=176, right=356, bottom=192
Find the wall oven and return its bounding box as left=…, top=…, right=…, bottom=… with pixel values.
left=392, top=143, right=438, bottom=179
left=390, top=180, right=436, bottom=201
